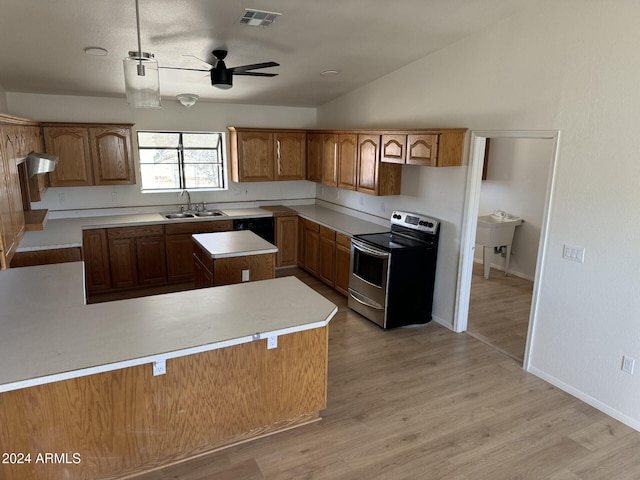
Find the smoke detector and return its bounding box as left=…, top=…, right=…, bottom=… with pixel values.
left=237, top=8, right=282, bottom=27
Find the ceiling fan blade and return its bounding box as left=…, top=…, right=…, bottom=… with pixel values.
left=182, top=54, right=214, bottom=69
left=234, top=72, right=279, bottom=77
left=159, top=66, right=210, bottom=72
left=230, top=62, right=280, bottom=73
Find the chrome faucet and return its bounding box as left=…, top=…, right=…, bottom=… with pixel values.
left=180, top=189, right=192, bottom=211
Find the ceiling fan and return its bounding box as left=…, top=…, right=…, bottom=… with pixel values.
left=161, top=49, right=279, bottom=90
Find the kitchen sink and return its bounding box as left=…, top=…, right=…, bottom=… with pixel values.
left=195, top=210, right=225, bottom=217
left=162, top=212, right=196, bottom=219
left=162, top=210, right=226, bottom=220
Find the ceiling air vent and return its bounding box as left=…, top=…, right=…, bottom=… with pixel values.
left=237, top=8, right=282, bottom=27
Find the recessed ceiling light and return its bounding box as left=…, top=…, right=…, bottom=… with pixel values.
left=84, top=46, right=109, bottom=56
left=237, top=8, right=282, bottom=27
left=320, top=70, right=340, bottom=77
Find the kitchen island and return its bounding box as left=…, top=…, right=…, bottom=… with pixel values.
left=0, top=262, right=337, bottom=480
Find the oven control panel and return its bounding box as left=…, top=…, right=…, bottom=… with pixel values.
left=391, top=211, right=439, bottom=234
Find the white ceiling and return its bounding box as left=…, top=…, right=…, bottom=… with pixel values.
left=0, top=0, right=535, bottom=107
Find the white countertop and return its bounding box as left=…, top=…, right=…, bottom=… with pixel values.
left=193, top=230, right=278, bottom=259
left=293, top=205, right=389, bottom=236
left=0, top=263, right=337, bottom=393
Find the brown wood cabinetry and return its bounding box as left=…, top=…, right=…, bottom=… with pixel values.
left=82, top=229, right=111, bottom=293
left=301, top=218, right=320, bottom=276
left=306, top=133, right=323, bottom=183
left=228, top=128, right=306, bottom=182
left=322, top=134, right=338, bottom=187
left=337, top=134, right=358, bottom=190
left=275, top=215, right=298, bottom=267
left=335, top=233, right=352, bottom=296
left=297, top=217, right=351, bottom=296
left=165, top=220, right=232, bottom=283
left=107, top=225, right=166, bottom=289
left=356, top=134, right=402, bottom=196
left=43, top=123, right=135, bottom=187
left=380, top=130, right=466, bottom=167
left=0, top=122, right=28, bottom=268
left=318, top=225, right=336, bottom=286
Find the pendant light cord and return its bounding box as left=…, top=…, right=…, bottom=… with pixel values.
left=135, top=0, right=145, bottom=76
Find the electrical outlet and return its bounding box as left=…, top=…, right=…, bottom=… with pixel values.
left=267, top=336, right=278, bottom=350
left=622, top=355, right=635, bottom=374
left=111, top=192, right=118, bottom=202
left=153, top=360, right=166, bottom=376
left=242, top=269, right=250, bottom=282
left=563, top=244, right=585, bottom=263
left=58, top=193, right=65, bottom=203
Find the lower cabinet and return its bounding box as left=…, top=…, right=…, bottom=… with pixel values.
left=335, top=233, right=352, bottom=296
left=275, top=215, right=298, bottom=267
left=82, top=220, right=233, bottom=300
left=298, top=217, right=352, bottom=296
left=165, top=220, right=233, bottom=283
left=107, top=225, right=166, bottom=289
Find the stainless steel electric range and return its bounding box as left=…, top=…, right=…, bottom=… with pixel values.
left=348, top=211, right=440, bottom=329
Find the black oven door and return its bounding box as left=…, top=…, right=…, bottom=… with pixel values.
left=348, top=239, right=389, bottom=326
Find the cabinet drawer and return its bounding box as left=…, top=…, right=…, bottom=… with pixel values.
left=106, top=225, right=164, bottom=239
left=164, top=219, right=232, bottom=235
left=336, top=233, right=351, bottom=248
left=319, top=225, right=335, bottom=241
left=303, top=218, right=320, bottom=233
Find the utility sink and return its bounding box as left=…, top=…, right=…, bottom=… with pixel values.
left=475, top=214, right=523, bottom=247
left=475, top=213, right=523, bottom=279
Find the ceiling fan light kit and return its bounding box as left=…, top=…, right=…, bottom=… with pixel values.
left=177, top=93, right=199, bottom=107
left=123, top=0, right=161, bottom=108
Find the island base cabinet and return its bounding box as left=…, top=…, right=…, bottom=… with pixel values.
left=213, top=253, right=275, bottom=286
left=0, top=327, right=329, bottom=480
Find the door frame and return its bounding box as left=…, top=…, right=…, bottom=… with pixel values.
left=453, top=130, right=561, bottom=371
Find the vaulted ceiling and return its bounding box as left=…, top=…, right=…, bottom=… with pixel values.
left=0, top=0, right=535, bottom=107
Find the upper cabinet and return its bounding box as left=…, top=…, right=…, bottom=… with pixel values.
left=43, top=123, right=135, bottom=187
left=357, top=134, right=402, bottom=196
left=306, top=133, right=323, bottom=183
left=228, top=127, right=306, bottom=182
left=381, top=130, right=466, bottom=167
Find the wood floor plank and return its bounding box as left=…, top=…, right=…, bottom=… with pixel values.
left=125, top=268, right=640, bottom=480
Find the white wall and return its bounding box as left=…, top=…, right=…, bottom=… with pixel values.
left=474, top=138, right=553, bottom=280
left=0, top=83, right=8, bottom=113
left=317, top=0, right=640, bottom=430
left=6, top=93, right=317, bottom=214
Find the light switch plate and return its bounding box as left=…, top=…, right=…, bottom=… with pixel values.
left=563, top=244, right=585, bottom=263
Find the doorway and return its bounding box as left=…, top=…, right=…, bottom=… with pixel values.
left=454, top=131, right=560, bottom=370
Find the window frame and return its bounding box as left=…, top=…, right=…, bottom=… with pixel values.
left=136, top=130, right=228, bottom=193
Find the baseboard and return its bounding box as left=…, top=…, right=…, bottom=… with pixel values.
left=432, top=313, right=453, bottom=330
left=528, top=366, right=640, bottom=432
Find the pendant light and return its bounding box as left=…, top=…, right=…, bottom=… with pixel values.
left=123, top=0, right=161, bottom=108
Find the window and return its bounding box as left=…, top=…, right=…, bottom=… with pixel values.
left=137, top=131, right=226, bottom=192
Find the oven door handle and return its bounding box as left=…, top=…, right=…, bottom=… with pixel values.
left=348, top=289, right=384, bottom=310
left=351, top=239, right=390, bottom=259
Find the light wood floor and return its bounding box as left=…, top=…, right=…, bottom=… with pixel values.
left=133, top=268, right=640, bottom=480
left=467, top=262, right=533, bottom=362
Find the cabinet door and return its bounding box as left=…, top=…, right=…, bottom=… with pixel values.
left=406, top=134, right=439, bottom=166
left=356, top=134, right=380, bottom=195
left=381, top=134, right=407, bottom=164
left=303, top=219, right=320, bottom=276
left=276, top=215, right=298, bottom=267
left=337, top=134, right=357, bottom=190
left=82, top=229, right=112, bottom=293
left=109, top=237, right=138, bottom=289
left=306, top=133, right=323, bottom=183
left=193, top=254, right=213, bottom=288
left=297, top=215, right=305, bottom=267
left=90, top=126, right=136, bottom=185
left=235, top=131, right=274, bottom=182
left=274, top=132, right=306, bottom=181
left=137, top=236, right=167, bottom=285
left=0, top=127, right=25, bottom=263
left=335, top=234, right=352, bottom=296
left=318, top=226, right=336, bottom=286
left=322, top=134, right=338, bottom=187
left=44, top=127, right=93, bottom=186
left=166, top=234, right=196, bottom=283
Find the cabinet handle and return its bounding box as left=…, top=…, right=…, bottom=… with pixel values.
left=276, top=140, right=281, bottom=174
